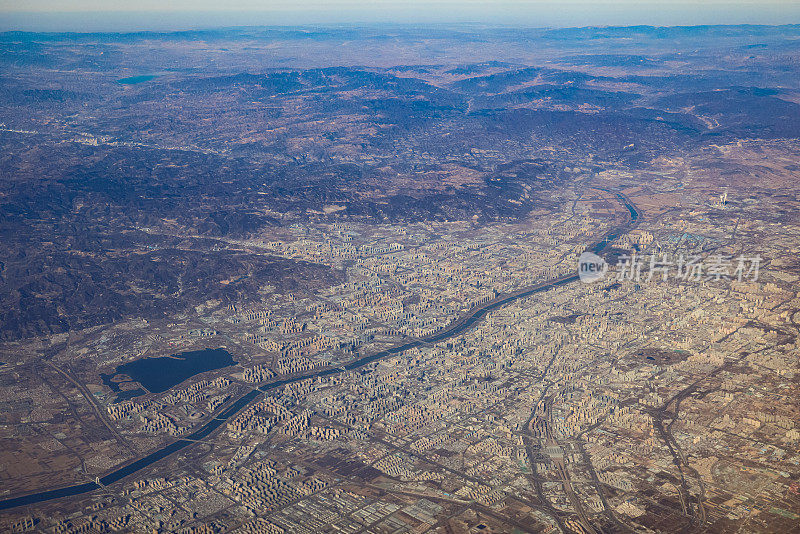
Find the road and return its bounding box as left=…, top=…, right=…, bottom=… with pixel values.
left=0, top=189, right=640, bottom=512
left=45, top=362, right=136, bottom=455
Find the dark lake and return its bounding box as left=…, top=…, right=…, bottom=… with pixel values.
left=101, top=348, right=235, bottom=397
left=117, top=74, right=158, bottom=85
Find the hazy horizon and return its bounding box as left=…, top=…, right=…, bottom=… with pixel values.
left=1, top=1, right=799, bottom=32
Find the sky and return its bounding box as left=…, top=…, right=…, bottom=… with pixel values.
left=0, top=0, right=799, bottom=31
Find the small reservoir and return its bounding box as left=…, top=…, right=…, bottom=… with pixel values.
left=102, top=348, right=235, bottom=398
left=117, top=74, right=158, bottom=85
